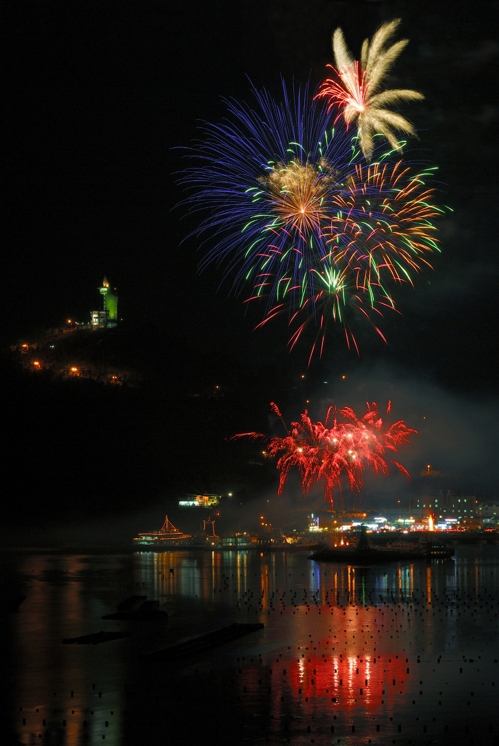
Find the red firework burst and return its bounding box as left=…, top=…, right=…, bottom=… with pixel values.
left=235, top=401, right=417, bottom=505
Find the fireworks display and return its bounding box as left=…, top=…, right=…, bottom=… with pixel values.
left=235, top=401, right=417, bottom=505
left=282, top=156, right=442, bottom=358
left=317, top=19, right=424, bottom=160
left=180, top=79, right=441, bottom=357
left=180, top=82, right=354, bottom=312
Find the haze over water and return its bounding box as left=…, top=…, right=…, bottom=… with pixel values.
left=3, top=546, right=499, bottom=745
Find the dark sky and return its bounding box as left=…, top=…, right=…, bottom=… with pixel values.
left=5, top=0, right=499, bottom=520
left=7, top=0, right=498, bottom=367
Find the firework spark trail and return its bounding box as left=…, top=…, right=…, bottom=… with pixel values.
left=179, top=81, right=441, bottom=357
left=234, top=401, right=417, bottom=505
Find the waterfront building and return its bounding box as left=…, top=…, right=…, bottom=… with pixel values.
left=477, top=502, right=499, bottom=526
left=415, top=490, right=478, bottom=520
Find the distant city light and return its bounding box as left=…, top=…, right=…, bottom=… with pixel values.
left=178, top=494, right=221, bottom=508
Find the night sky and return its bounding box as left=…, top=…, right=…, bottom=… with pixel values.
left=5, top=1, right=499, bottom=539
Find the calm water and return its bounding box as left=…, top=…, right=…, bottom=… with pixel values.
left=2, top=546, right=499, bottom=745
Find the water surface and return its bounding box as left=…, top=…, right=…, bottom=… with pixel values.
left=3, top=546, right=499, bottom=745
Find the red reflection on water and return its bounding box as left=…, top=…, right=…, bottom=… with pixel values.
left=236, top=651, right=410, bottom=723
left=285, top=653, right=409, bottom=707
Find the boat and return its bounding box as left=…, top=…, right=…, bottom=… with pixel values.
left=217, top=531, right=326, bottom=551
left=309, top=526, right=455, bottom=564
left=133, top=515, right=194, bottom=549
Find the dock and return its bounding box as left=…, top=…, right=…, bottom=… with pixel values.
left=142, top=622, right=264, bottom=660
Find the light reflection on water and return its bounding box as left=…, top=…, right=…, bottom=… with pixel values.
left=3, top=545, right=499, bottom=745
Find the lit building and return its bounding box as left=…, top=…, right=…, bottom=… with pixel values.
left=91, top=277, right=118, bottom=328
left=178, top=494, right=221, bottom=509
left=415, top=490, right=478, bottom=520
left=477, top=502, right=499, bottom=526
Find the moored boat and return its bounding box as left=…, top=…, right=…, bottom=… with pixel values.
left=133, top=515, right=194, bottom=548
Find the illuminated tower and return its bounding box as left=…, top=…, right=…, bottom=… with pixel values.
left=91, top=277, right=119, bottom=328
left=99, top=277, right=118, bottom=322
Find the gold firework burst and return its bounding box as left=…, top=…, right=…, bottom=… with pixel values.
left=260, top=159, right=339, bottom=235
left=318, top=19, right=424, bottom=159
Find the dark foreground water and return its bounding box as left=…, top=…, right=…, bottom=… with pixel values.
left=2, top=546, right=499, bottom=745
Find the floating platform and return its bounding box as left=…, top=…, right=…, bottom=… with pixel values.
left=309, top=525, right=454, bottom=564
left=102, top=595, right=167, bottom=620
left=142, top=622, right=264, bottom=661
left=63, top=630, right=130, bottom=645
left=309, top=543, right=455, bottom=564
